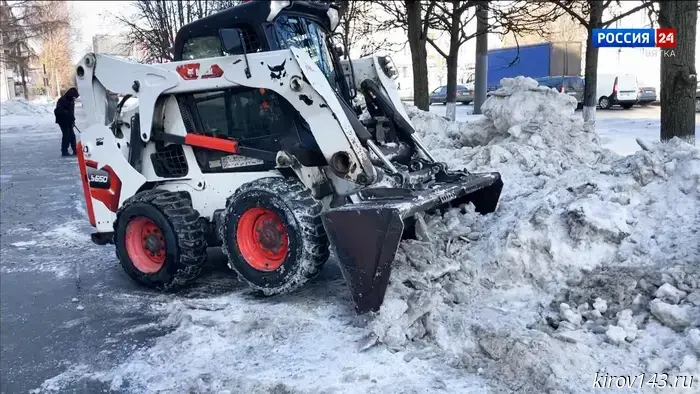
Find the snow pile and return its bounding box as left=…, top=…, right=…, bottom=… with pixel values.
left=30, top=77, right=699, bottom=393
left=0, top=98, right=54, bottom=117
left=369, top=77, right=700, bottom=392
left=31, top=95, right=58, bottom=106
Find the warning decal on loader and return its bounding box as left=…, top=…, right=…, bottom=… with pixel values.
left=220, top=155, right=265, bottom=169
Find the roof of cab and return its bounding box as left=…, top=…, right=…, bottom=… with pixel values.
left=173, top=0, right=333, bottom=61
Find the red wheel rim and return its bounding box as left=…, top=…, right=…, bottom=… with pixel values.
left=236, top=207, right=289, bottom=271
left=124, top=216, right=166, bottom=273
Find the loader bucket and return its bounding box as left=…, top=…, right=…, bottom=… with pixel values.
left=322, top=171, right=503, bottom=314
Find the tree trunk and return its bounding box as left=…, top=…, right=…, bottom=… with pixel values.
left=444, top=0, right=460, bottom=121
left=582, top=2, right=603, bottom=124
left=343, top=22, right=352, bottom=59
left=445, top=54, right=458, bottom=120
left=54, top=70, right=60, bottom=97
left=473, top=1, right=488, bottom=115
left=406, top=0, right=429, bottom=111
left=340, top=1, right=352, bottom=59
left=19, top=61, right=28, bottom=100
left=659, top=1, right=697, bottom=144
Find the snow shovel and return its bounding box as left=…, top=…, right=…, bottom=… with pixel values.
left=322, top=170, right=503, bottom=314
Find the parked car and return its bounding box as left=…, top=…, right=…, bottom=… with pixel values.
left=637, top=85, right=657, bottom=105
left=429, top=85, right=474, bottom=105
left=597, top=73, right=639, bottom=109
left=696, top=85, right=700, bottom=112
left=535, top=75, right=585, bottom=109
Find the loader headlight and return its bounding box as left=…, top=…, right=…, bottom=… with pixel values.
left=378, top=55, right=398, bottom=80
left=327, top=6, right=340, bottom=32
left=267, top=0, right=292, bottom=22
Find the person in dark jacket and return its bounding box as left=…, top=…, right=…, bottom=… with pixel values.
left=55, top=87, right=80, bottom=156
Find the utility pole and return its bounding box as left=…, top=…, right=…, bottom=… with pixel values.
left=473, top=1, right=488, bottom=115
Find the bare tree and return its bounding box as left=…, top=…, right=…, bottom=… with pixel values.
left=114, top=0, right=240, bottom=63
left=501, top=6, right=586, bottom=46
left=548, top=1, right=653, bottom=123
left=426, top=0, right=562, bottom=119
left=335, top=1, right=398, bottom=59
left=656, top=1, right=696, bottom=144
left=375, top=1, right=437, bottom=111
left=38, top=1, right=74, bottom=97
left=424, top=0, right=478, bottom=120
left=0, top=0, right=69, bottom=99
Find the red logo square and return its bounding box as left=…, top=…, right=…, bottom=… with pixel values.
left=656, top=28, right=676, bottom=48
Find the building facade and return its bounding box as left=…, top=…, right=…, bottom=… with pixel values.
left=92, top=34, right=141, bottom=59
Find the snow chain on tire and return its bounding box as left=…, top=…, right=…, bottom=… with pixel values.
left=220, top=177, right=330, bottom=295
left=114, top=189, right=207, bottom=290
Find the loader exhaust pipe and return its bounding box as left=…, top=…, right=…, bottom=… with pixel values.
left=322, top=171, right=503, bottom=314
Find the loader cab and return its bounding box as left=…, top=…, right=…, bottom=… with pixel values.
left=172, top=0, right=350, bottom=101
left=165, top=1, right=349, bottom=181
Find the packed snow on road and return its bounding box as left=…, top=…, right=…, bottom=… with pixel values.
left=4, top=77, right=699, bottom=393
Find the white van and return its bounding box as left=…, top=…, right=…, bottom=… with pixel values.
left=597, top=73, right=639, bottom=109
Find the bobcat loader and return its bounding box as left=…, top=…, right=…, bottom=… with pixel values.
left=74, top=0, right=503, bottom=313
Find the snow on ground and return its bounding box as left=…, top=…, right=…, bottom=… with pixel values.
left=595, top=117, right=665, bottom=157
left=429, top=101, right=699, bottom=158
left=0, top=98, right=54, bottom=117
left=0, top=98, right=56, bottom=127
left=25, top=78, right=700, bottom=393
left=387, top=77, right=700, bottom=392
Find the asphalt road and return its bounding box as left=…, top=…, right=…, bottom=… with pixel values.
left=0, top=110, right=241, bottom=393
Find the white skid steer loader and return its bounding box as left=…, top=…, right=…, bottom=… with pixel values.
left=74, top=0, right=503, bottom=313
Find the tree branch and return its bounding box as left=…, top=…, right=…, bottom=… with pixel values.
left=551, top=0, right=589, bottom=27
left=602, top=3, right=653, bottom=27
left=426, top=36, right=449, bottom=59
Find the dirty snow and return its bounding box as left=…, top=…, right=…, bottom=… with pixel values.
left=0, top=98, right=55, bottom=127
left=0, top=98, right=54, bottom=117
left=30, top=77, right=700, bottom=393
left=1, top=220, right=98, bottom=278
left=374, top=76, right=700, bottom=392
left=10, top=240, right=37, bottom=247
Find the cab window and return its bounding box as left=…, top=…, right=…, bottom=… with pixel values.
left=181, top=25, right=262, bottom=60
left=192, top=88, right=299, bottom=152
left=273, top=15, right=335, bottom=83
left=182, top=36, right=223, bottom=60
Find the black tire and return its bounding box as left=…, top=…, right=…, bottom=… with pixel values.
left=114, top=189, right=207, bottom=290
left=219, top=177, right=329, bottom=295
left=598, top=96, right=612, bottom=110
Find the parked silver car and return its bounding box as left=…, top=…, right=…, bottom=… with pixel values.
left=429, top=85, right=474, bottom=105
left=535, top=76, right=585, bottom=109
left=637, top=86, right=657, bottom=105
